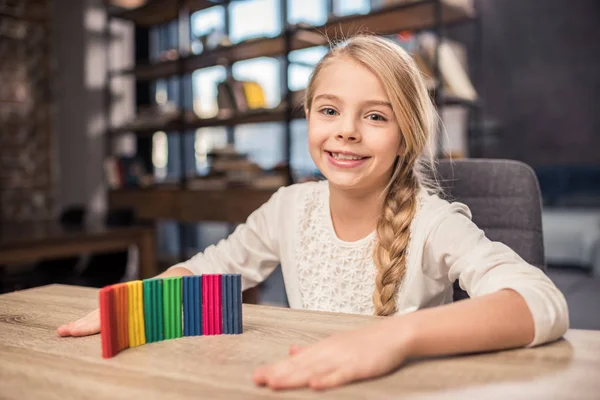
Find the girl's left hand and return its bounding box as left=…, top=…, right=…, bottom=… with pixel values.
left=252, top=318, right=411, bottom=391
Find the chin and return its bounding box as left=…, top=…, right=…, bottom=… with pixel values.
left=320, top=169, right=367, bottom=191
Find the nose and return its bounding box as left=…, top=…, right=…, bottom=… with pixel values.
left=335, top=118, right=361, bottom=143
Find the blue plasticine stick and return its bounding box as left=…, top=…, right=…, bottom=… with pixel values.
left=189, top=277, right=196, bottom=336
left=232, top=275, right=239, bottom=334
left=189, top=276, right=194, bottom=336
left=185, top=276, right=192, bottom=337
left=183, top=277, right=188, bottom=337
left=221, top=274, right=227, bottom=334
left=223, top=274, right=231, bottom=335
left=236, top=274, right=243, bottom=334
left=227, top=275, right=233, bottom=334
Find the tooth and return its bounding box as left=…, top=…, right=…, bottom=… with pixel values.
left=334, top=153, right=361, bottom=160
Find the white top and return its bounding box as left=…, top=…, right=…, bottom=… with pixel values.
left=173, top=181, right=569, bottom=347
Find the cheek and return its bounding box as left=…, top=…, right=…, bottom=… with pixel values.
left=368, top=128, right=401, bottom=158
left=307, top=119, right=330, bottom=150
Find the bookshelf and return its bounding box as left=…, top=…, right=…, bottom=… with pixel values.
left=103, top=0, right=481, bottom=225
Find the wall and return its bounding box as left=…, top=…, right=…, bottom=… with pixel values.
left=52, top=0, right=134, bottom=223
left=449, top=0, right=600, bottom=166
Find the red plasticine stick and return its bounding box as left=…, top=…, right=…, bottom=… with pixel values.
left=100, top=286, right=118, bottom=358
left=215, top=274, right=222, bottom=335
left=208, top=275, right=214, bottom=335
left=116, top=283, right=129, bottom=352
left=202, top=275, right=209, bottom=335
left=121, top=284, right=129, bottom=349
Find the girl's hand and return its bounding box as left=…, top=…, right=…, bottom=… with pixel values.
left=252, top=318, right=412, bottom=391
left=56, top=308, right=100, bottom=337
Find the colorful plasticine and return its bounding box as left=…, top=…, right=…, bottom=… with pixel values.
left=99, top=273, right=243, bottom=359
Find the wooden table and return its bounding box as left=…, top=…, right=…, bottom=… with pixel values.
left=0, top=222, right=157, bottom=280
left=1, top=285, right=599, bottom=399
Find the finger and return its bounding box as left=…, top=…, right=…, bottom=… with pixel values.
left=70, top=315, right=100, bottom=337
left=259, top=352, right=337, bottom=390
left=56, top=322, right=74, bottom=337
left=288, top=344, right=305, bottom=355
left=252, top=366, right=269, bottom=386
left=69, top=320, right=101, bottom=337
left=269, top=361, right=339, bottom=391
left=309, top=367, right=355, bottom=391
left=57, top=310, right=101, bottom=338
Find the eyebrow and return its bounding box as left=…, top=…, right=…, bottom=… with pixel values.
left=313, top=94, right=392, bottom=109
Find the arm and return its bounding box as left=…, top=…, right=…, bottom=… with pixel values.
left=419, top=203, right=569, bottom=349
left=57, top=186, right=289, bottom=337
left=167, top=186, right=286, bottom=292
left=388, top=288, right=535, bottom=358
left=253, top=203, right=569, bottom=390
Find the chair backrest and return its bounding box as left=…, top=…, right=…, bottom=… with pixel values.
left=435, top=159, right=546, bottom=301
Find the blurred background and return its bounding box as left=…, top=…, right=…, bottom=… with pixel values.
left=0, top=0, right=598, bottom=328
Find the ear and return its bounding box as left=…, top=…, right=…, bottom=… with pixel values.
left=304, top=107, right=310, bottom=121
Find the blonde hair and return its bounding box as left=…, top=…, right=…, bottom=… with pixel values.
left=305, top=34, right=440, bottom=316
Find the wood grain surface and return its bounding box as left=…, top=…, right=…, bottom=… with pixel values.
left=0, top=285, right=599, bottom=399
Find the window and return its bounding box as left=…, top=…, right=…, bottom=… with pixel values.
left=190, top=6, right=226, bottom=54
left=152, top=131, right=168, bottom=180
left=233, top=57, right=281, bottom=109
left=288, top=0, right=327, bottom=26
left=234, top=122, right=286, bottom=170
left=290, top=119, right=319, bottom=180
left=192, top=66, right=227, bottom=118
left=288, top=46, right=328, bottom=91
left=333, top=0, right=370, bottom=16
left=150, top=19, right=179, bottom=62
left=194, top=127, right=228, bottom=175
left=229, top=0, right=281, bottom=44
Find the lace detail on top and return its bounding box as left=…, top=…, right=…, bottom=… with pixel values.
left=294, top=182, right=424, bottom=316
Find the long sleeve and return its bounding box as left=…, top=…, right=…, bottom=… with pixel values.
left=423, top=202, right=569, bottom=347
left=170, top=186, right=288, bottom=291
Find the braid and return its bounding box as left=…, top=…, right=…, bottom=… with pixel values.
left=373, top=164, right=419, bottom=316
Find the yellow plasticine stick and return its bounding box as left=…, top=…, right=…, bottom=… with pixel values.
left=126, top=281, right=134, bottom=347
left=127, top=281, right=138, bottom=347
left=136, top=281, right=146, bottom=345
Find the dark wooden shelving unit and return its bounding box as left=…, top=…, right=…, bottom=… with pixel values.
left=104, top=0, right=480, bottom=224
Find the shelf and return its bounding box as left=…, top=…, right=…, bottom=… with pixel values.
left=121, top=34, right=323, bottom=81
left=311, top=0, right=475, bottom=39
left=108, top=0, right=224, bottom=27
left=112, top=0, right=475, bottom=81
left=0, top=6, right=49, bottom=23
left=109, top=187, right=277, bottom=223
left=107, top=95, right=479, bottom=137
left=187, top=107, right=305, bottom=129
left=109, top=107, right=305, bottom=136
left=109, top=119, right=184, bottom=136
left=439, top=95, right=479, bottom=108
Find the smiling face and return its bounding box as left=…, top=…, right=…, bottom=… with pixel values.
left=306, top=56, right=402, bottom=194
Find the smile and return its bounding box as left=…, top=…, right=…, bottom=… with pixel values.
left=326, top=151, right=370, bottom=161
left=325, top=151, right=371, bottom=168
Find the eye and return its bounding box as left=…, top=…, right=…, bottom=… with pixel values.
left=367, top=113, right=387, bottom=122
left=319, top=107, right=338, bottom=116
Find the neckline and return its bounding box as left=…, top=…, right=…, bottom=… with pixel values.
left=321, top=181, right=377, bottom=247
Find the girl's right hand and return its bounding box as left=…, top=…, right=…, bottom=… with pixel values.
left=56, top=308, right=100, bottom=337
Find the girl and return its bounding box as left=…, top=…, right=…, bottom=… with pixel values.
left=58, top=35, right=568, bottom=391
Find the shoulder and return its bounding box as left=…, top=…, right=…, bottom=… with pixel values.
left=414, top=188, right=474, bottom=232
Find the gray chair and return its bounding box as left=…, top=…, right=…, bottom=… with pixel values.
left=435, top=159, right=546, bottom=301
